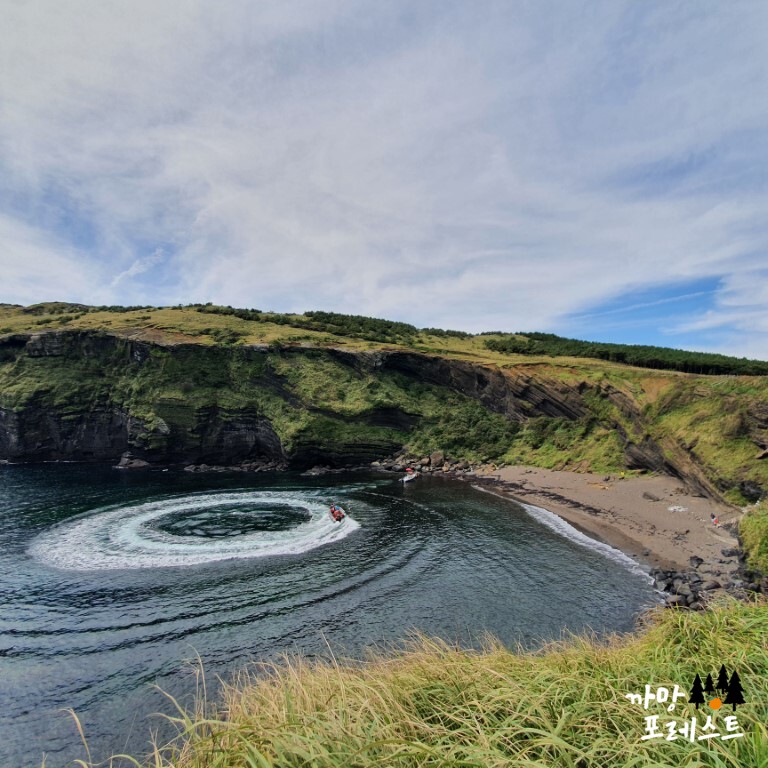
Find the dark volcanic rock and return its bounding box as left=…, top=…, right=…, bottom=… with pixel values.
left=116, top=452, right=150, bottom=469
left=0, top=399, right=132, bottom=462
left=430, top=450, right=445, bottom=468
left=739, top=480, right=765, bottom=502
left=666, top=594, right=687, bottom=607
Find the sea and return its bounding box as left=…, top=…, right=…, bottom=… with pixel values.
left=0, top=465, right=659, bottom=767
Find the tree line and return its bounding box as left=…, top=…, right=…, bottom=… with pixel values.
left=302, top=311, right=419, bottom=343
left=484, top=332, right=768, bottom=375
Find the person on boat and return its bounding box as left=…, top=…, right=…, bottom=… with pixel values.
left=330, top=504, right=345, bottom=522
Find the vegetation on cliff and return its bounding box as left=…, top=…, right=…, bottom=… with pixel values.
left=99, top=598, right=766, bottom=767
left=1, top=303, right=768, bottom=502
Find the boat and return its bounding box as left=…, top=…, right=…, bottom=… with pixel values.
left=329, top=504, right=346, bottom=522
left=400, top=468, right=419, bottom=483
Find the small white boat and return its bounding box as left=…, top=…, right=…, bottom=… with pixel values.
left=400, top=471, right=419, bottom=483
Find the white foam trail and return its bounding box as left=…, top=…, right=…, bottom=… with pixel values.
left=29, top=491, right=359, bottom=571
left=474, top=486, right=652, bottom=581
left=520, top=502, right=652, bottom=580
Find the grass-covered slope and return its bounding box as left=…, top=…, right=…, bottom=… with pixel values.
left=132, top=599, right=767, bottom=768
left=1, top=303, right=768, bottom=501
left=740, top=502, right=768, bottom=574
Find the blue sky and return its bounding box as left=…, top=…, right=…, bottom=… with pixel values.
left=1, top=1, right=767, bottom=358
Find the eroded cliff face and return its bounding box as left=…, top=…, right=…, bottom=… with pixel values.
left=0, top=329, right=761, bottom=499
left=378, top=352, right=588, bottom=421
left=0, top=332, right=285, bottom=466
left=0, top=396, right=131, bottom=461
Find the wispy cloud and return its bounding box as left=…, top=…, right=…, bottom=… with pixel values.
left=109, top=249, right=165, bottom=289
left=1, top=1, right=767, bottom=355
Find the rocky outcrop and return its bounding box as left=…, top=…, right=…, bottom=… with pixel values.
left=652, top=544, right=768, bottom=609
left=0, top=398, right=287, bottom=466
left=0, top=396, right=131, bottom=461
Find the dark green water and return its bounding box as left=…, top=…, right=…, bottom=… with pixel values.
left=0, top=466, right=658, bottom=766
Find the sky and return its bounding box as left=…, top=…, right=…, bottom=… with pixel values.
left=1, top=1, right=767, bottom=357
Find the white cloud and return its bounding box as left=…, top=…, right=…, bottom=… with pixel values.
left=0, top=213, right=104, bottom=304
left=1, top=1, right=768, bottom=355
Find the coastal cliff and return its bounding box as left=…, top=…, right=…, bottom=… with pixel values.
left=1, top=318, right=767, bottom=503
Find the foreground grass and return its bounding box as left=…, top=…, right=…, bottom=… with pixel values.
left=108, top=599, right=768, bottom=768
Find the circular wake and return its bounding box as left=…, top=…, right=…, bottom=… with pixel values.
left=29, top=491, right=359, bottom=571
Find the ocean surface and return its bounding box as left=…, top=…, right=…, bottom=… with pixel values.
left=0, top=465, right=658, bottom=766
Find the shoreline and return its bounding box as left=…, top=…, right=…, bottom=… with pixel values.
left=454, top=465, right=744, bottom=598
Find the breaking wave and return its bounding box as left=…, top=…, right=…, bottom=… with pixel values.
left=28, top=491, right=359, bottom=571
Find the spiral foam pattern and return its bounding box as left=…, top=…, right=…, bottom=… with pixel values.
left=28, top=491, right=359, bottom=570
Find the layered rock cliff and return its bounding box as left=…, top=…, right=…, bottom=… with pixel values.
left=0, top=329, right=766, bottom=501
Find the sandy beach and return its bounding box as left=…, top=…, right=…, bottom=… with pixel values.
left=467, top=466, right=742, bottom=580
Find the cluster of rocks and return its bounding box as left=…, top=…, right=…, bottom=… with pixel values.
left=114, top=451, right=290, bottom=473
left=371, top=450, right=482, bottom=475
left=651, top=548, right=766, bottom=609
left=115, top=452, right=150, bottom=469
left=301, top=465, right=361, bottom=476
left=183, top=459, right=288, bottom=473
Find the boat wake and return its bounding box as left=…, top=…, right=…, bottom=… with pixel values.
left=28, top=491, right=359, bottom=571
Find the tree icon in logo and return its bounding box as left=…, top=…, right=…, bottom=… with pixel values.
left=724, top=670, right=745, bottom=711
left=717, top=665, right=729, bottom=695
left=692, top=665, right=744, bottom=711
left=689, top=674, right=705, bottom=709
